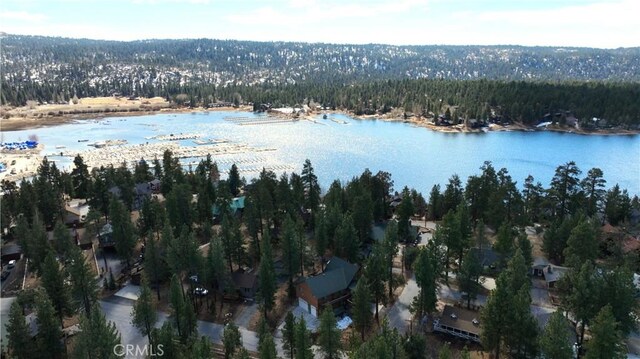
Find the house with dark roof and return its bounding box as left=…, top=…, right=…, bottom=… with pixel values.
left=433, top=305, right=482, bottom=343
left=469, top=247, right=502, bottom=270
left=134, top=182, right=153, bottom=210
left=64, top=199, right=90, bottom=225
left=1, top=244, right=22, bottom=262
left=97, top=223, right=115, bottom=248
left=232, top=269, right=258, bottom=299
left=541, top=264, right=570, bottom=290
left=297, top=257, right=359, bottom=317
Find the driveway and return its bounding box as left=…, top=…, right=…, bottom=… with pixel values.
left=386, top=274, right=419, bottom=334
left=234, top=302, right=259, bottom=329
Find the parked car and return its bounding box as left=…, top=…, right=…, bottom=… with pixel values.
left=193, top=287, right=209, bottom=296
left=7, top=260, right=16, bottom=269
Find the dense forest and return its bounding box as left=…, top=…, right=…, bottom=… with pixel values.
left=2, top=152, right=639, bottom=358
left=2, top=35, right=640, bottom=127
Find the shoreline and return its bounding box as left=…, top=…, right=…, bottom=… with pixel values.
left=1, top=98, right=637, bottom=136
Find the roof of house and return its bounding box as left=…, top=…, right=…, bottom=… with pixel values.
left=212, top=196, right=246, bottom=216
left=232, top=270, right=257, bottom=289
left=439, top=305, right=481, bottom=336
left=1, top=244, right=22, bottom=256
left=542, top=264, right=570, bottom=283
left=65, top=199, right=90, bottom=217
left=135, top=183, right=152, bottom=196
left=469, top=247, right=501, bottom=267
left=304, top=257, right=359, bottom=299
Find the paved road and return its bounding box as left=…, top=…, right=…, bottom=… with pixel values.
left=386, top=274, right=418, bottom=334
left=0, top=297, right=17, bottom=351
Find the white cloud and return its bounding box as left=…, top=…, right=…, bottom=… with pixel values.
left=0, top=10, right=47, bottom=22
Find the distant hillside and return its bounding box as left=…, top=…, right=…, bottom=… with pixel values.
left=1, top=35, right=640, bottom=106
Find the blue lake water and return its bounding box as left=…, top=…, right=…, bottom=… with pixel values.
left=2, top=111, right=639, bottom=195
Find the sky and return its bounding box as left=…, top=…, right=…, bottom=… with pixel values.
left=0, top=0, right=638, bottom=48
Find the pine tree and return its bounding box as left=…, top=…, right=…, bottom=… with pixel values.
left=73, top=304, right=122, bottom=359
left=539, top=311, right=573, bottom=359
left=110, top=198, right=137, bottom=267
left=457, top=248, right=483, bottom=309
left=191, top=335, right=214, bottom=359
left=258, top=231, right=277, bottom=318
left=282, top=216, right=301, bottom=297
left=132, top=277, right=157, bottom=344
left=41, top=251, right=71, bottom=324
left=223, top=322, right=242, bottom=359
left=282, top=311, right=297, bottom=359
left=258, top=316, right=277, bottom=359
left=52, top=221, right=73, bottom=259
left=295, top=316, right=314, bottom=359
left=563, top=218, right=598, bottom=268
left=145, top=237, right=166, bottom=300
left=397, top=192, right=415, bottom=242
left=34, top=292, right=64, bottom=359
left=412, top=248, right=437, bottom=318
left=334, top=213, right=359, bottom=262
left=169, top=274, right=186, bottom=338
left=318, top=306, right=341, bottom=359
left=481, top=273, right=511, bottom=359
left=581, top=168, right=606, bottom=217
left=352, top=277, right=372, bottom=341
left=67, top=246, right=99, bottom=316
left=585, top=305, right=626, bottom=359
left=301, top=159, right=321, bottom=213
left=383, top=220, right=399, bottom=300
left=6, top=301, right=35, bottom=359
left=228, top=164, right=241, bottom=196
left=549, top=161, right=582, bottom=219
left=366, top=243, right=386, bottom=322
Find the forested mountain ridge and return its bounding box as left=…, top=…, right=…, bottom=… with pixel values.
left=2, top=34, right=640, bottom=106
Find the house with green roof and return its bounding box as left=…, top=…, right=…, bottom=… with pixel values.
left=212, top=196, right=246, bottom=220
left=297, top=257, right=359, bottom=317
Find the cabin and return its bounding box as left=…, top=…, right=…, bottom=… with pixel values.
left=97, top=223, right=115, bottom=248
left=64, top=199, right=90, bottom=225
left=133, top=182, right=153, bottom=210
left=232, top=269, right=258, bottom=299
left=469, top=247, right=502, bottom=270
left=212, top=196, right=246, bottom=222
left=433, top=305, right=482, bottom=343
left=541, top=264, right=570, bottom=290
left=1, top=244, right=22, bottom=262
left=149, top=179, right=161, bottom=194
left=297, top=257, right=359, bottom=317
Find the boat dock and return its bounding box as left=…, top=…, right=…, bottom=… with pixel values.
left=61, top=141, right=276, bottom=169
left=152, top=133, right=202, bottom=141
left=225, top=116, right=299, bottom=126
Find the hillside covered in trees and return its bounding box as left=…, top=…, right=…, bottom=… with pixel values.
left=2, top=35, right=640, bottom=127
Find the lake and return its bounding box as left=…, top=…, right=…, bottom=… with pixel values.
left=2, top=111, right=639, bottom=195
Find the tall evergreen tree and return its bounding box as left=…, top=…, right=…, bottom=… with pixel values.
left=539, top=311, right=573, bottom=359
left=257, top=316, right=277, bottom=359
left=34, top=292, right=64, bottom=359
left=295, top=316, right=314, bottom=359
left=318, top=306, right=342, bottom=359
left=549, top=161, right=582, bottom=219
left=352, top=277, right=372, bottom=341
left=223, top=322, right=242, bottom=359
left=301, top=159, right=321, bottom=212
left=581, top=168, right=606, bottom=217
left=67, top=246, right=99, bottom=316
left=73, top=304, right=122, bottom=359
left=282, top=216, right=301, bottom=297
left=109, top=198, right=137, bottom=267
left=457, top=248, right=483, bottom=309
left=258, top=231, right=277, bottom=318
left=6, top=301, right=35, bottom=359
left=563, top=218, right=598, bottom=268
left=366, top=243, right=386, bottom=322
left=282, top=311, right=297, bottom=359
left=585, top=305, right=626, bottom=359
left=41, top=251, right=71, bottom=324
left=132, top=277, right=158, bottom=344
left=412, top=248, right=437, bottom=318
